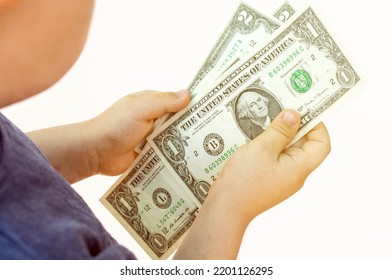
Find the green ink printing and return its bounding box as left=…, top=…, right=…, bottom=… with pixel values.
left=290, top=69, right=312, bottom=93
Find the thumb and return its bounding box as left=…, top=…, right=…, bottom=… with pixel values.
left=252, top=109, right=300, bottom=156
left=137, top=89, right=191, bottom=120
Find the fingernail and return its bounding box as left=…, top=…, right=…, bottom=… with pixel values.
left=176, top=89, right=188, bottom=98
left=282, top=110, right=299, bottom=126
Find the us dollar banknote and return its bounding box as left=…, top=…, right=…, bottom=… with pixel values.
left=100, top=147, right=201, bottom=259
left=148, top=7, right=360, bottom=203
left=135, top=2, right=283, bottom=153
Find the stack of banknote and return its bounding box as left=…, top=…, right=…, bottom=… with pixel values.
left=100, top=1, right=360, bottom=259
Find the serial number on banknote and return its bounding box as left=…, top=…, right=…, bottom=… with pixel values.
left=268, top=46, right=305, bottom=77
left=157, top=198, right=186, bottom=226
left=204, top=145, right=239, bottom=175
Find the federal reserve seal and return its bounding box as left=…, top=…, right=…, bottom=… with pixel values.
left=152, top=188, right=172, bottom=209
left=203, top=133, right=224, bottom=156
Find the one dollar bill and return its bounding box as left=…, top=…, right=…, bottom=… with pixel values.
left=100, top=147, right=201, bottom=259
left=148, top=7, right=360, bottom=202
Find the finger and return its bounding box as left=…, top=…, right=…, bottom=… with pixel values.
left=251, top=109, right=300, bottom=157
left=133, top=89, right=190, bottom=120
left=291, top=122, right=326, bottom=148
left=297, top=122, right=331, bottom=171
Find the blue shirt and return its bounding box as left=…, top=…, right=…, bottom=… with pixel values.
left=0, top=113, right=136, bottom=259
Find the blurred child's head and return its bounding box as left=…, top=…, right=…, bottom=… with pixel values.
left=0, top=0, right=94, bottom=107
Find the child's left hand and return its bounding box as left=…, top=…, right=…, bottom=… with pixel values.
left=28, top=89, right=189, bottom=183
left=86, top=89, right=190, bottom=176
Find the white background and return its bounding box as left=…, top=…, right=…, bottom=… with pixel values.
left=2, top=0, right=392, bottom=260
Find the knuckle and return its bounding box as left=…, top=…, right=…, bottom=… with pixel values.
left=269, top=121, right=293, bottom=141
left=158, top=91, right=172, bottom=101
left=158, top=91, right=176, bottom=108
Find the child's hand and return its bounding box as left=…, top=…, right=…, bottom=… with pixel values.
left=86, top=90, right=190, bottom=176
left=215, top=110, right=331, bottom=221
left=174, top=110, right=331, bottom=259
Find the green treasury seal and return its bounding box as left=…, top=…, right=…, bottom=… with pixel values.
left=290, top=69, right=312, bottom=94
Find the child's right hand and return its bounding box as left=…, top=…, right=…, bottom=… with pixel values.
left=212, top=109, right=331, bottom=222
left=174, top=109, right=331, bottom=259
